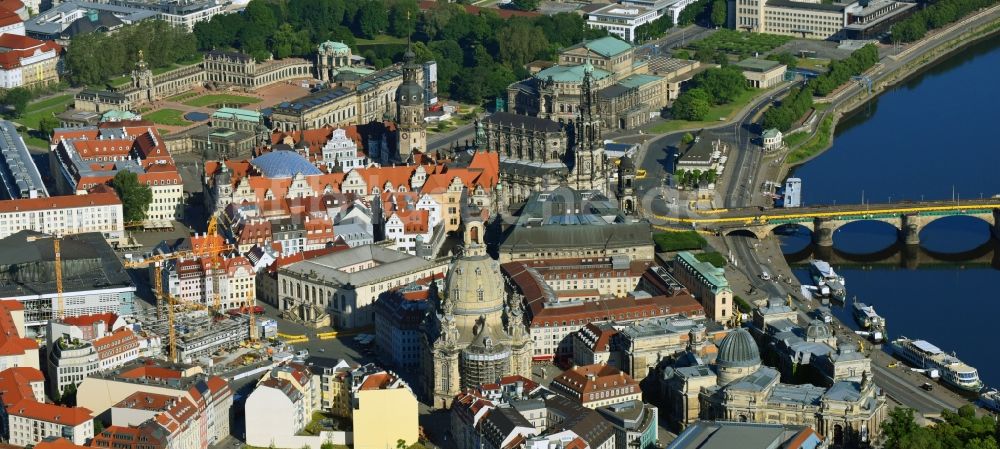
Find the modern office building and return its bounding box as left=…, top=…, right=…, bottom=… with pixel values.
left=0, top=231, right=136, bottom=332
left=586, top=4, right=660, bottom=42
left=0, top=120, right=47, bottom=200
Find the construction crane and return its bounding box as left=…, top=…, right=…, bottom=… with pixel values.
left=206, top=213, right=224, bottom=313
left=53, top=237, right=63, bottom=319
left=123, top=243, right=235, bottom=362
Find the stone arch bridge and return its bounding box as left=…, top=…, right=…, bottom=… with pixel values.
left=678, top=200, right=1000, bottom=246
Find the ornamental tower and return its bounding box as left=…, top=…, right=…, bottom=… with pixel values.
left=397, top=42, right=425, bottom=161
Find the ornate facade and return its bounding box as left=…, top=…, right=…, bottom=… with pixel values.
left=466, top=66, right=609, bottom=209
left=660, top=328, right=886, bottom=447
left=421, top=222, right=533, bottom=408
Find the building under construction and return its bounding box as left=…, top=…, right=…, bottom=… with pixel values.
left=0, top=230, right=136, bottom=333
left=135, top=307, right=252, bottom=364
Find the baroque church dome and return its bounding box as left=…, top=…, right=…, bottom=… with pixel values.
left=717, top=327, right=761, bottom=368
left=445, top=253, right=506, bottom=318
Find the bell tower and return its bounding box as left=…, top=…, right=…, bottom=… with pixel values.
left=617, top=155, right=637, bottom=215
left=574, top=54, right=606, bottom=194
left=396, top=40, right=425, bottom=161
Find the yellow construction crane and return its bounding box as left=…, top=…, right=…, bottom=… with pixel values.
left=246, top=287, right=257, bottom=343
left=123, top=243, right=235, bottom=362
left=206, top=213, right=224, bottom=313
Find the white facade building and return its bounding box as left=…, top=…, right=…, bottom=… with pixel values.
left=586, top=4, right=660, bottom=42
left=320, top=128, right=367, bottom=172
left=0, top=190, right=125, bottom=245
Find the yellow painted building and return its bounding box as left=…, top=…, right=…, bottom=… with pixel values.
left=352, top=374, right=419, bottom=449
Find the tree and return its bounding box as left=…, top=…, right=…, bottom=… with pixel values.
left=673, top=49, right=692, bottom=60
left=355, top=0, right=389, bottom=38
left=672, top=88, right=711, bottom=121
left=61, top=383, right=78, bottom=406
left=38, top=116, right=60, bottom=137
left=396, top=440, right=407, bottom=449
left=2, top=88, right=31, bottom=117
left=111, top=171, right=153, bottom=223
left=510, top=0, right=540, bottom=11
left=681, top=132, right=695, bottom=145
left=388, top=0, right=419, bottom=38
left=94, top=418, right=105, bottom=435
left=321, top=443, right=335, bottom=449
left=767, top=51, right=798, bottom=70
left=710, top=0, right=727, bottom=27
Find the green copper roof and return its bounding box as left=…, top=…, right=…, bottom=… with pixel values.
left=535, top=64, right=611, bottom=83
left=581, top=36, right=633, bottom=58
left=736, top=58, right=783, bottom=72
left=676, top=251, right=731, bottom=292
left=762, top=128, right=782, bottom=138
left=618, top=74, right=662, bottom=89
left=213, top=107, right=261, bottom=122
left=319, top=41, right=351, bottom=54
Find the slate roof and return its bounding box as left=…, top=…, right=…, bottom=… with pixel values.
left=249, top=150, right=323, bottom=178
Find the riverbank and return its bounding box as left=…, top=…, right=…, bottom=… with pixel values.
left=772, top=5, right=1000, bottom=178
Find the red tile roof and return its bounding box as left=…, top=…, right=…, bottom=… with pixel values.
left=61, top=312, right=119, bottom=328
left=10, top=400, right=92, bottom=426
left=0, top=10, right=21, bottom=28
left=552, top=364, right=638, bottom=399
left=0, top=300, right=37, bottom=356
left=35, top=437, right=85, bottom=449
left=0, top=367, right=42, bottom=405
left=114, top=391, right=175, bottom=411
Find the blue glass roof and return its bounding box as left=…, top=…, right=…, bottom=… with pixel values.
left=250, top=150, right=322, bottom=178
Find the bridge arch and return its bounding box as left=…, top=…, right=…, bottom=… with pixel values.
left=724, top=229, right=763, bottom=240
left=823, top=219, right=902, bottom=252
left=917, top=214, right=996, bottom=252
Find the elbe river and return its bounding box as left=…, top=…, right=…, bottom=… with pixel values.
left=778, top=34, right=1000, bottom=388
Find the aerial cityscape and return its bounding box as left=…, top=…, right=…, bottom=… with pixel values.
left=0, top=0, right=995, bottom=448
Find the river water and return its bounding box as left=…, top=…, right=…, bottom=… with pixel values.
left=778, top=34, right=1000, bottom=388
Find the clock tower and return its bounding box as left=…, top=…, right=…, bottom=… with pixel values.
left=397, top=42, right=425, bottom=160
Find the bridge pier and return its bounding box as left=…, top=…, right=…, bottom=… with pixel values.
left=993, top=209, right=1000, bottom=241
left=813, top=217, right=835, bottom=247
left=901, top=214, right=921, bottom=246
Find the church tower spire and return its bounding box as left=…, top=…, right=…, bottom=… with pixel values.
left=397, top=37, right=426, bottom=161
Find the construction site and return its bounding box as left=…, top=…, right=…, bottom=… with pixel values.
left=121, top=213, right=270, bottom=366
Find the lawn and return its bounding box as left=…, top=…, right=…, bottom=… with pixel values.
left=786, top=115, right=834, bottom=164
left=144, top=109, right=191, bottom=126
left=796, top=57, right=830, bottom=72
left=653, top=231, right=707, bottom=252
left=690, top=30, right=792, bottom=57
left=18, top=94, right=74, bottom=130
left=355, top=35, right=407, bottom=45
left=648, top=89, right=761, bottom=134
left=783, top=130, right=810, bottom=147
left=695, top=251, right=727, bottom=268
left=167, top=91, right=199, bottom=102
left=183, top=94, right=261, bottom=108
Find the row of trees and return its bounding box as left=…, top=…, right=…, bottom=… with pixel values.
left=883, top=406, right=1000, bottom=449
left=761, top=86, right=813, bottom=131
left=891, top=0, right=999, bottom=42
left=634, top=14, right=674, bottom=43
left=64, top=20, right=198, bottom=87
left=676, top=0, right=727, bottom=27
left=671, top=66, right=749, bottom=120
left=811, top=43, right=879, bottom=96
left=674, top=168, right=717, bottom=188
